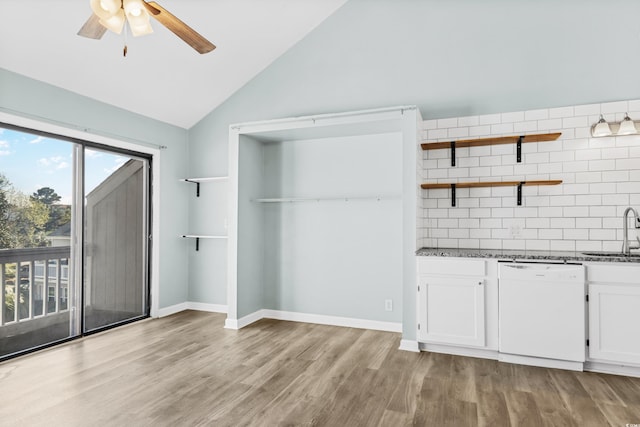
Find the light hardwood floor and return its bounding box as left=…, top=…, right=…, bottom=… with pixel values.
left=1, top=310, right=639, bottom=426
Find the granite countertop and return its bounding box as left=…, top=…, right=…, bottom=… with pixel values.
left=416, top=247, right=640, bottom=263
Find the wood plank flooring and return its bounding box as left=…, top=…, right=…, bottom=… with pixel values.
left=1, top=310, right=639, bottom=426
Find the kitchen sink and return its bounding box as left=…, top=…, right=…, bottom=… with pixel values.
left=581, top=251, right=640, bottom=258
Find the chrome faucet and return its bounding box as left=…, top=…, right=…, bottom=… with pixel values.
left=622, top=207, right=640, bottom=254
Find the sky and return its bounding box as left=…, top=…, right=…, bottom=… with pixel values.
left=0, top=127, right=130, bottom=205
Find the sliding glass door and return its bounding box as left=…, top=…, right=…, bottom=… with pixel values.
left=83, top=149, right=149, bottom=332
left=0, top=124, right=150, bottom=359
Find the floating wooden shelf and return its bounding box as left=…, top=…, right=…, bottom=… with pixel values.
left=421, top=180, right=562, bottom=206
left=421, top=132, right=562, bottom=166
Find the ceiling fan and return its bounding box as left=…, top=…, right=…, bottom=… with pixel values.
left=78, top=0, right=215, bottom=56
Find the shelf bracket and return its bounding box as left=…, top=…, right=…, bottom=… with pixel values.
left=516, top=136, right=523, bottom=163
left=450, top=141, right=456, bottom=167
left=184, top=179, right=201, bottom=197
left=451, top=183, right=456, bottom=207
left=517, top=182, right=523, bottom=206
left=195, top=237, right=200, bottom=251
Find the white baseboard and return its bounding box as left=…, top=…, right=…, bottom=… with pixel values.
left=224, top=309, right=402, bottom=333
left=186, top=302, right=227, bottom=313
left=585, top=361, right=640, bottom=378
left=499, top=353, right=583, bottom=371
left=157, top=302, right=188, bottom=318
left=420, top=342, right=499, bottom=360
left=398, top=339, right=420, bottom=352
left=262, top=309, right=402, bottom=333
left=224, top=309, right=266, bottom=330
left=157, top=301, right=227, bottom=318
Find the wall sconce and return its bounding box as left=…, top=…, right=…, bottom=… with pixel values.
left=591, top=113, right=638, bottom=137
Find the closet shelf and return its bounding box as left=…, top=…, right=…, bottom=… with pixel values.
left=421, top=132, right=562, bottom=166
left=421, top=180, right=562, bottom=207
left=180, top=176, right=228, bottom=197
left=253, top=195, right=401, bottom=203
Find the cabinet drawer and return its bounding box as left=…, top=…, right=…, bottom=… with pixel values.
left=587, top=264, right=640, bottom=284
left=418, top=257, right=486, bottom=277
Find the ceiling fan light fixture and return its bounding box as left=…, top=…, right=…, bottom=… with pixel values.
left=90, top=0, right=121, bottom=20
left=123, top=0, right=144, bottom=17
left=99, top=9, right=125, bottom=34
left=123, top=0, right=153, bottom=36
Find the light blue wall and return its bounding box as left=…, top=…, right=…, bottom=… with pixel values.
left=188, top=0, right=640, bottom=312
left=0, top=68, right=189, bottom=309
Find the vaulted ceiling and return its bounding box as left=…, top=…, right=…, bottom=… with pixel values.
left=0, top=0, right=347, bottom=129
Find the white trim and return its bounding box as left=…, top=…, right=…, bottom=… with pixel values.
left=399, top=340, right=420, bottom=352
left=499, top=353, right=584, bottom=372
left=0, top=111, right=162, bottom=320
left=230, top=105, right=417, bottom=132
left=157, top=302, right=228, bottom=318
left=187, top=302, right=227, bottom=313
left=585, top=361, right=640, bottom=378
left=224, top=309, right=265, bottom=330
left=419, top=342, right=499, bottom=360
left=263, top=309, right=402, bottom=332
left=157, top=302, right=188, bottom=318
left=224, top=309, right=401, bottom=333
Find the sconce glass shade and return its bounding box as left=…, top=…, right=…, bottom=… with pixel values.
left=617, top=113, right=637, bottom=136
left=591, top=115, right=612, bottom=137
left=99, top=9, right=125, bottom=34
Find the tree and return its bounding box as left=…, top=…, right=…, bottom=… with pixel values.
left=0, top=178, right=67, bottom=249
left=31, top=187, right=61, bottom=206
left=31, top=186, right=70, bottom=235
left=0, top=174, right=13, bottom=248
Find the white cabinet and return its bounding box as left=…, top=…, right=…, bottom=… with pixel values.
left=417, top=257, right=497, bottom=348
left=588, top=266, right=640, bottom=365
left=418, top=275, right=485, bottom=347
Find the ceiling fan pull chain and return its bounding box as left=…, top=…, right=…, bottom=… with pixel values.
left=123, top=20, right=128, bottom=57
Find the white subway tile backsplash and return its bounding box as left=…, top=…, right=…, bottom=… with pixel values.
left=601, top=101, right=628, bottom=114
left=525, top=109, right=549, bottom=121
left=513, top=121, right=538, bottom=133
left=469, top=125, right=492, bottom=137
left=549, top=106, right=574, bottom=118
left=438, top=117, right=458, bottom=128
left=479, top=114, right=502, bottom=125
left=574, top=103, right=600, bottom=116
left=501, top=111, right=525, bottom=123
left=538, top=119, right=562, bottom=130
left=491, top=123, right=514, bottom=134
left=420, top=98, right=640, bottom=250
left=448, top=127, right=469, bottom=138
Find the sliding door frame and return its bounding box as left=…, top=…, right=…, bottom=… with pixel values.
left=0, top=112, right=161, bottom=338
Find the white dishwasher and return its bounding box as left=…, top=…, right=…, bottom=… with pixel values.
left=498, top=262, right=585, bottom=370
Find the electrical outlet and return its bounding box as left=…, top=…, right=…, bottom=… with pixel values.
left=385, top=299, right=393, bottom=311
left=509, top=224, right=522, bottom=238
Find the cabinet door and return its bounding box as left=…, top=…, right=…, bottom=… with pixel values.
left=418, top=276, right=485, bottom=347
left=589, top=284, right=640, bottom=365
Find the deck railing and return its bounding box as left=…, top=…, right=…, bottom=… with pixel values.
left=0, top=247, right=71, bottom=326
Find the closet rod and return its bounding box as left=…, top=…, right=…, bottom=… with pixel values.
left=253, top=195, right=401, bottom=203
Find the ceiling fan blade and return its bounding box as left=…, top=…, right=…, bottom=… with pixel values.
left=143, top=1, right=216, bottom=54
left=77, top=13, right=107, bottom=39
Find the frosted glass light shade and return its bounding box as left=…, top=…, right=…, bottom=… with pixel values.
left=99, top=9, right=125, bottom=34
left=90, top=0, right=121, bottom=20
left=617, top=114, right=637, bottom=135
left=123, top=0, right=144, bottom=17
left=124, top=0, right=153, bottom=36
left=591, top=115, right=612, bottom=137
